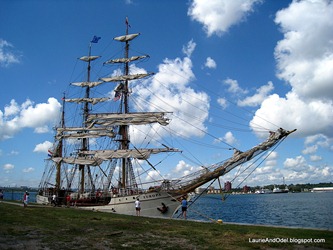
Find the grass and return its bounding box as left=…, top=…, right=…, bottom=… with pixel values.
left=0, top=201, right=332, bottom=249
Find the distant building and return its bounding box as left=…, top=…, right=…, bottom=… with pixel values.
left=243, top=185, right=250, bottom=193
left=312, top=187, right=333, bottom=192
left=224, top=181, right=232, bottom=192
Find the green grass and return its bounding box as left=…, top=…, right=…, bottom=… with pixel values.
left=0, top=201, right=332, bottom=249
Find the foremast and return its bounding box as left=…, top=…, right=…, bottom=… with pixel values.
left=54, top=95, right=65, bottom=192
left=52, top=39, right=106, bottom=196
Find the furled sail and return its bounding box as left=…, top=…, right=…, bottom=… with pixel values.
left=79, top=56, right=101, bottom=62
left=56, top=127, right=115, bottom=140
left=51, top=157, right=103, bottom=166
left=56, top=131, right=115, bottom=140
left=114, top=33, right=140, bottom=42
left=64, top=97, right=110, bottom=105
left=104, top=55, right=148, bottom=65
left=100, top=73, right=153, bottom=82
left=71, top=81, right=104, bottom=88
left=87, top=112, right=170, bottom=126
left=57, top=127, right=114, bottom=133
left=80, top=148, right=180, bottom=160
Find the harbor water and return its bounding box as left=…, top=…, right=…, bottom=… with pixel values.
left=188, top=192, right=333, bottom=230
left=2, top=191, right=37, bottom=203
left=2, top=190, right=332, bottom=230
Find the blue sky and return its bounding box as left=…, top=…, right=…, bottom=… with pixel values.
left=1, top=0, right=332, bottom=188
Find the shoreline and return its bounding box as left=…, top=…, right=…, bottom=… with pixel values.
left=2, top=200, right=332, bottom=232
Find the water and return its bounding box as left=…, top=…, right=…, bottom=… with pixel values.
left=188, top=192, right=333, bottom=230
left=2, top=191, right=37, bottom=203
left=2, top=190, right=332, bottom=230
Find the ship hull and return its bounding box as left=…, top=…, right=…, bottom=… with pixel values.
left=36, top=194, right=50, bottom=205
left=79, top=191, right=183, bottom=218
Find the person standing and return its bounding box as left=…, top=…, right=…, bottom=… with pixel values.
left=52, top=194, right=57, bottom=207
left=181, top=197, right=188, bottom=219
left=66, top=194, right=71, bottom=208
left=135, top=198, right=141, bottom=216
left=23, top=191, right=29, bottom=208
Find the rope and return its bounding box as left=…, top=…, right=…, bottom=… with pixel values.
left=223, top=137, right=286, bottom=201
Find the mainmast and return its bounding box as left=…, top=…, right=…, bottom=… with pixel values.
left=98, top=18, right=179, bottom=192
left=120, top=18, right=131, bottom=189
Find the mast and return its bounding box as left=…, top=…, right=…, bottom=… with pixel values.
left=79, top=40, right=93, bottom=195
left=55, top=94, right=65, bottom=192
left=120, top=18, right=130, bottom=189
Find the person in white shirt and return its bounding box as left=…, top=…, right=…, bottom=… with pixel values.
left=135, top=198, right=141, bottom=216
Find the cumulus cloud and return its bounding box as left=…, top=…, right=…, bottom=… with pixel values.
left=224, top=78, right=248, bottom=95
left=284, top=155, right=308, bottom=172
left=204, top=57, right=217, bottom=69
left=213, top=131, right=236, bottom=146
left=237, top=81, right=274, bottom=107
left=34, top=141, right=54, bottom=153
left=0, top=39, right=21, bottom=67
left=0, top=98, right=61, bottom=140
left=250, top=0, right=333, bottom=140
left=188, top=0, right=263, bottom=36
left=3, top=163, right=14, bottom=173
left=283, top=157, right=332, bottom=184
left=131, top=40, right=210, bottom=144
left=302, top=145, right=318, bottom=155
left=172, top=160, right=198, bottom=177
left=250, top=92, right=333, bottom=138
left=217, top=98, right=228, bottom=109
left=182, top=39, right=196, bottom=57
left=310, top=155, right=322, bottom=162
left=275, top=0, right=333, bottom=101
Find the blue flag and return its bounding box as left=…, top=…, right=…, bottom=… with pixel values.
left=91, top=36, right=101, bottom=43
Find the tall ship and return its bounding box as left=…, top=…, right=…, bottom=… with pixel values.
left=37, top=19, right=296, bottom=218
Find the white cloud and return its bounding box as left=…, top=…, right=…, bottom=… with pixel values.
left=250, top=92, right=333, bottom=138
left=310, top=155, right=322, bottom=162
left=237, top=81, right=274, bottom=107
left=249, top=0, right=333, bottom=141
left=34, top=141, right=53, bottom=153
left=217, top=98, right=228, bottom=109
left=188, top=0, right=263, bottom=36
left=275, top=0, right=333, bottom=101
left=204, top=57, right=217, bottom=69
left=182, top=39, right=196, bottom=57
left=23, top=167, right=34, bottom=173
left=0, top=97, right=61, bottom=140
left=34, top=126, right=50, bottom=133
left=223, top=131, right=236, bottom=145
left=131, top=40, right=210, bottom=143
left=224, top=78, right=248, bottom=95
left=0, top=39, right=21, bottom=67
left=213, top=131, right=236, bottom=145
left=305, top=134, right=327, bottom=145
left=3, top=163, right=14, bottom=173
left=302, top=145, right=318, bottom=155
left=4, top=99, right=20, bottom=116
left=284, top=155, right=308, bottom=172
